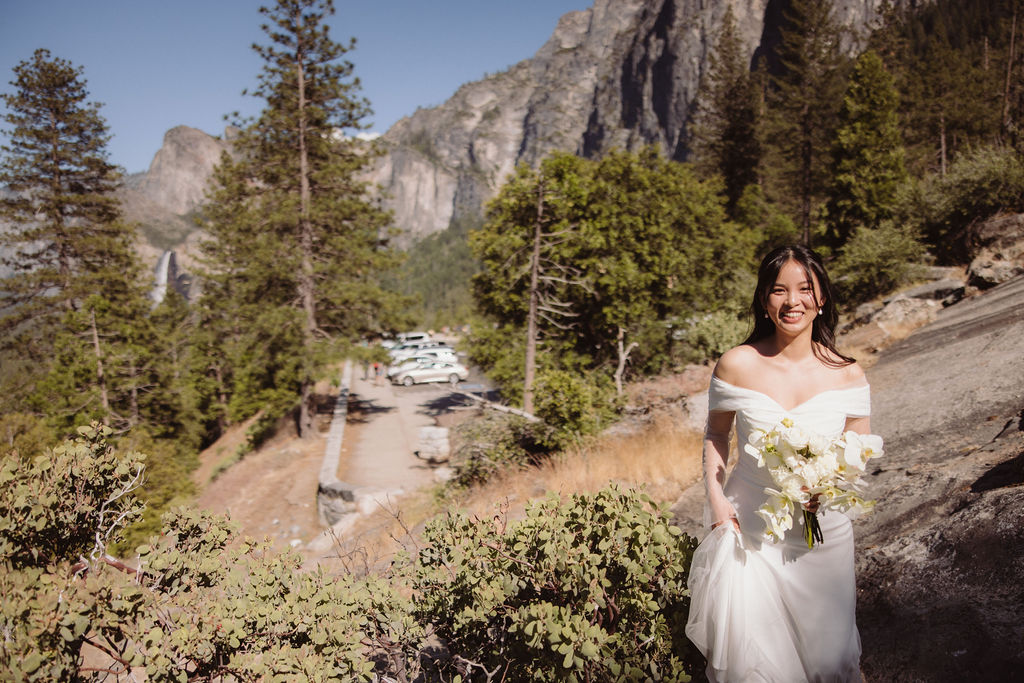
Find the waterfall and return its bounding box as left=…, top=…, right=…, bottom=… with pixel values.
left=150, top=250, right=172, bottom=304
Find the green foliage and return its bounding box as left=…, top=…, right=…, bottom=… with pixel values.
left=904, top=145, right=1024, bottom=263
left=870, top=0, right=1014, bottom=174
left=762, top=0, right=850, bottom=243
left=691, top=5, right=763, bottom=214
left=0, top=413, right=54, bottom=460
left=0, top=428, right=417, bottom=681
left=2, top=423, right=707, bottom=680
left=469, top=148, right=755, bottom=408
left=394, top=213, right=481, bottom=328
left=731, top=183, right=802, bottom=258
left=533, top=369, right=618, bottom=449
left=831, top=222, right=927, bottom=306
left=673, top=310, right=751, bottom=364
left=826, top=50, right=909, bottom=247
left=413, top=486, right=700, bottom=681
left=0, top=423, right=144, bottom=569
left=448, top=412, right=557, bottom=488
left=198, top=0, right=408, bottom=438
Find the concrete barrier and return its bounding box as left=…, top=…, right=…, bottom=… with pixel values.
left=316, top=360, right=357, bottom=526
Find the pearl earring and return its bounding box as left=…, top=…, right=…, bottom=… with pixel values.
left=818, top=308, right=823, bottom=315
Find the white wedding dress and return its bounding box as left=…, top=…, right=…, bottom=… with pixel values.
left=685, top=376, right=870, bottom=683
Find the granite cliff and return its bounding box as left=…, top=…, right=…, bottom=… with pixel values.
left=370, top=0, right=896, bottom=245
left=116, top=1, right=899, bottom=249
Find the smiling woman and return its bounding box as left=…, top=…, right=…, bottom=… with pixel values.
left=684, top=244, right=875, bottom=683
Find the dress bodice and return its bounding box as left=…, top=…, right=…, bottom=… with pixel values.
left=708, top=375, right=871, bottom=489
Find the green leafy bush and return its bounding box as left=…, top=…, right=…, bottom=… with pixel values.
left=448, top=412, right=557, bottom=488
left=533, top=369, right=619, bottom=448
left=412, top=486, right=701, bottom=681
left=0, top=426, right=415, bottom=681
left=672, top=310, right=750, bottom=364
left=832, top=221, right=927, bottom=306
left=907, top=145, right=1024, bottom=263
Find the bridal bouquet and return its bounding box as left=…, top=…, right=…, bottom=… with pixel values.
left=744, top=417, right=884, bottom=548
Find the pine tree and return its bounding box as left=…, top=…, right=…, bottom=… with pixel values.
left=763, top=0, right=849, bottom=246
left=0, top=49, right=147, bottom=428
left=691, top=5, right=762, bottom=214
left=201, top=0, right=404, bottom=437
left=826, top=50, right=908, bottom=247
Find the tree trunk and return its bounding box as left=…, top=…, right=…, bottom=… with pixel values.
left=89, top=308, right=110, bottom=425
left=939, top=111, right=947, bottom=177
left=523, top=181, right=544, bottom=415
left=1003, top=10, right=1018, bottom=137
left=295, top=31, right=317, bottom=439
left=129, top=358, right=139, bottom=428
left=613, top=326, right=639, bottom=398
left=214, top=362, right=228, bottom=431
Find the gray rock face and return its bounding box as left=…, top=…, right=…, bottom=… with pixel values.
left=370, top=0, right=893, bottom=244
left=132, top=126, right=233, bottom=216
left=966, top=212, right=1024, bottom=289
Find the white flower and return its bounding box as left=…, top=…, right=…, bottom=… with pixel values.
left=757, top=489, right=794, bottom=542
left=748, top=418, right=884, bottom=545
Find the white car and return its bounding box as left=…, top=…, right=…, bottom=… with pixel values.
left=389, top=342, right=454, bottom=361
left=392, top=361, right=469, bottom=387
left=380, top=331, right=432, bottom=349
left=387, top=352, right=458, bottom=378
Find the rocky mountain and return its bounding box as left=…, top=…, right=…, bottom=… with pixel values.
left=118, top=125, right=233, bottom=273
left=369, top=0, right=900, bottom=245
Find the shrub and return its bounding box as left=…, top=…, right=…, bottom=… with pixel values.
left=908, top=145, right=1024, bottom=263
left=412, top=485, right=701, bottom=681
left=448, top=412, right=557, bottom=488
left=672, top=310, right=750, bottom=364
left=831, top=221, right=927, bottom=306
left=533, top=369, right=619, bottom=448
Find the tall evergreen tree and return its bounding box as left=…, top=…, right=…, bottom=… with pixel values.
left=201, top=0, right=404, bottom=437
left=763, top=0, right=849, bottom=246
left=0, top=49, right=147, bottom=429
left=826, top=50, right=908, bottom=247
left=690, top=5, right=762, bottom=215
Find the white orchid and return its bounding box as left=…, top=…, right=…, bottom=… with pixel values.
left=747, top=419, right=884, bottom=547
left=757, top=489, right=795, bottom=542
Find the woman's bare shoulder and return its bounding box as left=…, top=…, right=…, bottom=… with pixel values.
left=840, top=360, right=867, bottom=385
left=714, top=345, right=761, bottom=384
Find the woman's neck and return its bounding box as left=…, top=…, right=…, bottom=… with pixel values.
left=764, top=329, right=816, bottom=363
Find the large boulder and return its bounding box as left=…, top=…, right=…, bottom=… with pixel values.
left=966, top=212, right=1024, bottom=289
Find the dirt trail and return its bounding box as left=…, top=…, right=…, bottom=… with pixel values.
left=193, top=369, right=476, bottom=551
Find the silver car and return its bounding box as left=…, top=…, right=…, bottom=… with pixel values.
left=392, top=361, right=469, bottom=386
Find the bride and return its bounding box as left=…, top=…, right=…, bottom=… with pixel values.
left=685, top=245, right=871, bottom=682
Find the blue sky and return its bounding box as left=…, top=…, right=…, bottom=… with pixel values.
left=1, top=0, right=591, bottom=174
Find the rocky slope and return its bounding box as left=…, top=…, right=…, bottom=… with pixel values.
left=370, top=0, right=897, bottom=245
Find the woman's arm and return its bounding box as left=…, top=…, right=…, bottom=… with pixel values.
left=704, top=409, right=739, bottom=530
left=845, top=415, right=871, bottom=434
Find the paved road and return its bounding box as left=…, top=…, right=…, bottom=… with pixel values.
left=342, top=371, right=476, bottom=492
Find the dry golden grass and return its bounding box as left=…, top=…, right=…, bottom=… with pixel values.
left=462, top=411, right=704, bottom=517
left=310, top=410, right=705, bottom=573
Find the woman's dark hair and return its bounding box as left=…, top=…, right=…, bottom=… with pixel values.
left=742, top=244, right=855, bottom=367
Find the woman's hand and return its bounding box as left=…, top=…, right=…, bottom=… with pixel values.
left=712, top=516, right=741, bottom=532
left=802, top=487, right=821, bottom=513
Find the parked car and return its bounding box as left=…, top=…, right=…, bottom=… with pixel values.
left=387, top=352, right=458, bottom=378
left=392, top=361, right=469, bottom=387
left=389, top=341, right=453, bottom=361
left=380, top=331, right=432, bottom=349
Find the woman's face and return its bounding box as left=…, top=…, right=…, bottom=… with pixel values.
left=764, top=259, right=822, bottom=337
